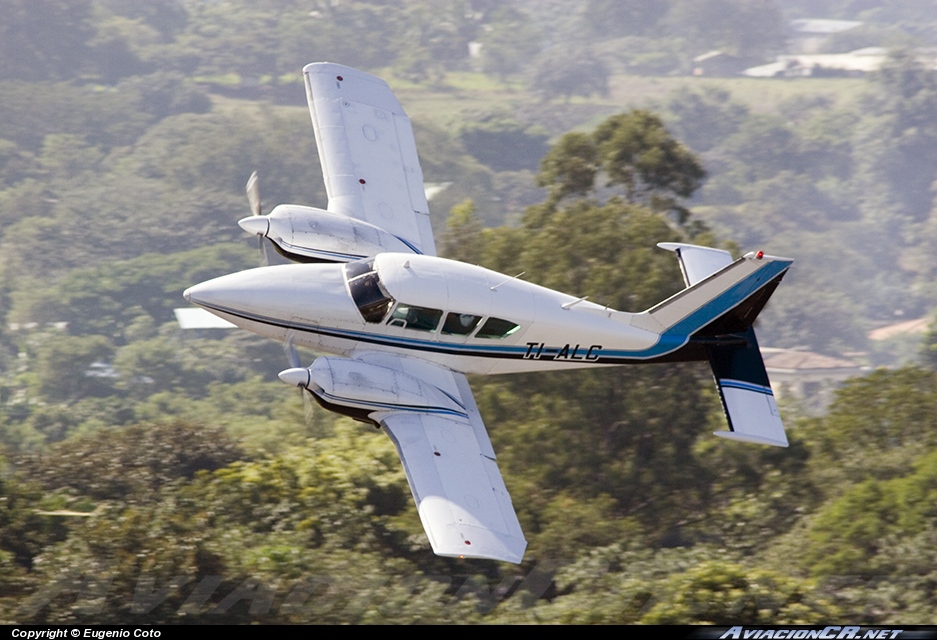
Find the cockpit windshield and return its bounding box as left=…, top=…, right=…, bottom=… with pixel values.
left=344, top=259, right=394, bottom=323
left=344, top=258, right=521, bottom=338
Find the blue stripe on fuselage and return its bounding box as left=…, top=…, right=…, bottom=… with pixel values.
left=197, top=259, right=789, bottom=363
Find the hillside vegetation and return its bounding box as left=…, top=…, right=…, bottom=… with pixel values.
left=2, top=0, right=937, bottom=624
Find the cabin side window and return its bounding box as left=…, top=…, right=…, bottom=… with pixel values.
left=387, top=303, right=443, bottom=332
left=475, top=317, right=520, bottom=339
left=441, top=312, right=482, bottom=336
left=344, top=259, right=394, bottom=323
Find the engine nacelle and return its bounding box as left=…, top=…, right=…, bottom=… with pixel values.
left=239, top=204, right=417, bottom=263
left=279, top=357, right=468, bottom=423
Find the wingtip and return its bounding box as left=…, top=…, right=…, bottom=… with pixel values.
left=713, top=430, right=789, bottom=447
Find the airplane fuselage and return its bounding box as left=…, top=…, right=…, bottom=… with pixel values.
left=184, top=252, right=700, bottom=376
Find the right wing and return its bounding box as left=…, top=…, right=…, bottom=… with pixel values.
left=173, top=307, right=236, bottom=329
left=382, top=411, right=527, bottom=563
left=303, top=63, right=436, bottom=256
left=289, top=352, right=526, bottom=563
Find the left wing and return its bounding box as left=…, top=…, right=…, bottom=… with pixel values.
left=303, top=63, right=436, bottom=256
left=281, top=352, right=526, bottom=563
left=238, top=63, right=436, bottom=263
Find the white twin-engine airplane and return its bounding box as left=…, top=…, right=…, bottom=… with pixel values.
left=184, top=63, right=793, bottom=564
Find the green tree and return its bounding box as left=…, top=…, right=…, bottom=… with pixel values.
left=0, top=81, right=151, bottom=152
left=0, top=0, right=95, bottom=81
left=640, top=561, right=836, bottom=624
left=593, top=110, right=706, bottom=220
left=529, top=48, right=610, bottom=102
left=36, top=135, right=103, bottom=184
left=536, top=132, right=598, bottom=205
left=666, top=0, right=786, bottom=61
left=458, top=113, right=549, bottom=172
left=8, top=246, right=252, bottom=339
left=804, top=448, right=937, bottom=603
left=16, top=421, right=244, bottom=502
left=859, top=50, right=937, bottom=222
left=0, top=470, right=67, bottom=571
left=114, top=337, right=198, bottom=399
left=440, top=200, right=485, bottom=264
left=115, top=72, right=211, bottom=120
left=34, top=335, right=115, bottom=403
left=275, top=2, right=404, bottom=77
left=95, top=0, right=189, bottom=42
left=86, top=13, right=152, bottom=83
left=584, top=0, right=670, bottom=37
left=718, top=114, right=804, bottom=183
left=480, top=7, right=541, bottom=80
left=664, top=86, right=749, bottom=153
left=392, top=0, right=475, bottom=82
left=536, top=110, right=705, bottom=219
left=804, top=367, right=937, bottom=490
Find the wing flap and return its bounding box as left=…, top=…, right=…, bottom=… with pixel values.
left=382, top=412, right=526, bottom=563
left=352, top=352, right=496, bottom=458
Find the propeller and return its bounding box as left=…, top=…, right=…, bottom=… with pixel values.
left=281, top=330, right=305, bottom=378
left=246, top=170, right=261, bottom=217
left=279, top=330, right=309, bottom=389
left=240, top=171, right=271, bottom=266
left=279, top=330, right=318, bottom=429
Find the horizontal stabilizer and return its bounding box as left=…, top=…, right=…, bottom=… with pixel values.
left=657, top=242, right=733, bottom=286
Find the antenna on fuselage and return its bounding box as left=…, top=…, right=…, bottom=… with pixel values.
left=561, top=296, right=589, bottom=310
left=490, top=272, right=526, bottom=291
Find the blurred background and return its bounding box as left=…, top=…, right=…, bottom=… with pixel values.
left=1, top=0, right=937, bottom=623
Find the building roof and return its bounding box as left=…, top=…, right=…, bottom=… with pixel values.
left=762, top=348, right=861, bottom=372
left=744, top=48, right=888, bottom=77
left=867, top=317, right=930, bottom=341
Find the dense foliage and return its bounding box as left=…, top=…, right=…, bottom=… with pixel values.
left=1, top=0, right=936, bottom=625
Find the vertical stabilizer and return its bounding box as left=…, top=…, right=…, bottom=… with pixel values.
left=657, top=244, right=791, bottom=447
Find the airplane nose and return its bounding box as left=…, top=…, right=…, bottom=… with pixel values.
left=183, top=269, right=283, bottom=311
left=182, top=283, right=203, bottom=304
left=184, top=263, right=353, bottom=333
left=238, top=216, right=269, bottom=237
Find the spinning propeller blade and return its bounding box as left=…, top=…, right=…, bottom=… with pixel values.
left=242, top=171, right=270, bottom=266
left=283, top=330, right=302, bottom=369
left=280, top=330, right=318, bottom=429
left=246, top=171, right=261, bottom=217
